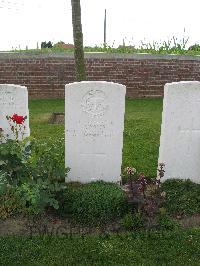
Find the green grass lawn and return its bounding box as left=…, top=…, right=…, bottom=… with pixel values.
left=29, top=98, right=163, bottom=177
left=1, top=229, right=200, bottom=265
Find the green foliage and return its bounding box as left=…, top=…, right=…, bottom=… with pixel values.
left=11, top=36, right=200, bottom=56
left=120, top=212, right=144, bottom=230
left=162, top=179, right=200, bottom=215
left=0, top=138, right=32, bottom=185
left=41, top=41, right=53, bottom=49
left=28, top=138, right=66, bottom=182
left=0, top=136, right=67, bottom=217
left=15, top=178, right=65, bottom=215
left=0, top=137, right=66, bottom=184
left=0, top=186, right=22, bottom=219
left=58, top=181, right=128, bottom=225
left=158, top=213, right=180, bottom=231
left=188, top=44, right=200, bottom=51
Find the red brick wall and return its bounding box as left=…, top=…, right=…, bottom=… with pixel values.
left=0, top=52, right=200, bottom=98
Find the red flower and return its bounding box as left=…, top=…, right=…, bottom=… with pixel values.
left=11, top=114, right=26, bottom=124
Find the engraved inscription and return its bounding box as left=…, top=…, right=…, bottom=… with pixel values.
left=66, top=129, right=77, bottom=137
left=0, top=93, right=16, bottom=107
left=81, top=90, right=108, bottom=116
left=83, top=121, right=112, bottom=138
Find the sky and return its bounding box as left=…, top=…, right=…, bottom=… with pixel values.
left=0, top=0, right=200, bottom=51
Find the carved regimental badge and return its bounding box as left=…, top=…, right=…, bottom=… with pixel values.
left=81, top=90, right=108, bottom=116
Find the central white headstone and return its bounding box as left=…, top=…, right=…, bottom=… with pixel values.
left=65, top=81, right=126, bottom=183
left=0, top=84, right=30, bottom=140
left=159, top=81, right=200, bottom=183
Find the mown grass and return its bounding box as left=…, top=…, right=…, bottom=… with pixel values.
left=29, top=98, right=162, bottom=177
left=29, top=99, right=65, bottom=140
left=0, top=229, right=200, bottom=265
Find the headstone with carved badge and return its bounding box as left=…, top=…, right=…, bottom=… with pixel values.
left=65, top=81, right=126, bottom=183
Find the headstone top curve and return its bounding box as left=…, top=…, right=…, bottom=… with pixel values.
left=65, top=81, right=126, bottom=89
left=165, top=81, right=200, bottom=88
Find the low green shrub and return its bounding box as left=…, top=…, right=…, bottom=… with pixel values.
left=14, top=178, right=65, bottom=215
left=162, top=179, right=200, bottom=215
left=29, top=137, right=66, bottom=182
left=120, top=212, right=144, bottom=231
left=0, top=186, right=22, bottom=219
left=58, top=181, right=128, bottom=226
left=158, top=213, right=180, bottom=231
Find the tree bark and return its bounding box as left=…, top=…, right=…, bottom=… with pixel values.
left=71, top=0, right=86, bottom=81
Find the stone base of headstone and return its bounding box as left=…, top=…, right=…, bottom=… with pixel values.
left=49, top=112, right=65, bottom=124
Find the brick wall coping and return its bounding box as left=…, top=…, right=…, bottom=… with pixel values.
left=0, top=51, right=200, bottom=61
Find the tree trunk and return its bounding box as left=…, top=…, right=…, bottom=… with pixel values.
left=71, top=0, right=86, bottom=81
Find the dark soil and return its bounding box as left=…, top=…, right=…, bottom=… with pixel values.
left=177, top=214, right=200, bottom=228
left=0, top=214, right=121, bottom=236
left=0, top=213, right=200, bottom=236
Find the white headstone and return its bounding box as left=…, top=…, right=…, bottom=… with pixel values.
left=159, top=81, right=200, bottom=183
left=0, top=84, right=30, bottom=140
left=65, top=81, right=126, bottom=183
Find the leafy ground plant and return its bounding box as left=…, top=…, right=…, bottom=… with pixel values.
left=58, top=181, right=128, bottom=226
left=0, top=186, right=22, bottom=219
left=0, top=115, right=67, bottom=217
left=158, top=213, right=180, bottom=231
left=162, top=179, right=200, bottom=216
left=122, top=164, right=174, bottom=229
left=120, top=212, right=144, bottom=231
